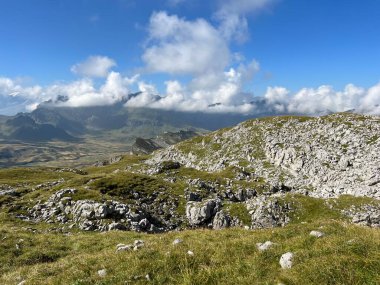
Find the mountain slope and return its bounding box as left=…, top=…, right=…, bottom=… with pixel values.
left=0, top=113, right=379, bottom=284
left=148, top=113, right=380, bottom=199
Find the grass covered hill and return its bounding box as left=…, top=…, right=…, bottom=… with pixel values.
left=0, top=113, right=379, bottom=284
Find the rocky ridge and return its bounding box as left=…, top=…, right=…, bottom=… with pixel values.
left=5, top=113, right=380, bottom=233
left=148, top=113, right=380, bottom=199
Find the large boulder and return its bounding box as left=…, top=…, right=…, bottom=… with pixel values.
left=212, top=211, right=231, bottom=230
left=186, top=199, right=221, bottom=226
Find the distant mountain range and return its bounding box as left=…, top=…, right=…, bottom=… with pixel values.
left=0, top=99, right=268, bottom=143
left=0, top=98, right=274, bottom=167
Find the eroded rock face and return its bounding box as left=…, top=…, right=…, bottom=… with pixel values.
left=186, top=199, right=221, bottom=226
left=247, top=196, right=292, bottom=229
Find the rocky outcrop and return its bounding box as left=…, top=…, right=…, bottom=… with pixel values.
left=148, top=113, right=380, bottom=200
left=343, top=204, right=380, bottom=227
left=247, top=196, right=292, bottom=229
left=132, top=130, right=199, bottom=155
left=93, top=156, right=123, bottom=167
left=28, top=188, right=172, bottom=232
left=0, top=185, right=17, bottom=196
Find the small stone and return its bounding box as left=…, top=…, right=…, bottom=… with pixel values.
left=116, top=244, right=133, bottom=252
left=134, top=240, right=144, bottom=246
left=256, top=241, right=275, bottom=251
left=145, top=274, right=151, bottom=281
left=187, top=250, right=194, bottom=256
left=279, top=252, right=294, bottom=269
left=172, top=238, right=183, bottom=245
left=98, top=269, right=107, bottom=277
left=309, top=230, right=324, bottom=238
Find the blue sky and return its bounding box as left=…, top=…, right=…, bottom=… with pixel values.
left=1, top=0, right=380, bottom=115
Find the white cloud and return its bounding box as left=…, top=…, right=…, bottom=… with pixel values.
left=1, top=74, right=380, bottom=116
left=0, top=72, right=138, bottom=112
left=259, top=83, right=380, bottom=115
left=216, top=0, right=276, bottom=42
left=142, top=11, right=230, bottom=75
left=71, top=56, right=116, bottom=78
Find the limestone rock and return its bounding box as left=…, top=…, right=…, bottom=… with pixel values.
left=310, top=230, right=325, bottom=238
left=212, top=211, right=231, bottom=230
left=256, top=241, right=275, bottom=251
left=247, top=196, right=291, bottom=229
left=279, top=252, right=294, bottom=269
left=186, top=199, right=221, bottom=226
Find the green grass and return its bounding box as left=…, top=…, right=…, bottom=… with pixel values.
left=0, top=215, right=378, bottom=285
left=1, top=112, right=379, bottom=285
left=224, top=202, right=251, bottom=225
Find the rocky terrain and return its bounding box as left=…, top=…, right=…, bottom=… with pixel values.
left=0, top=113, right=379, bottom=284
left=131, top=129, right=200, bottom=154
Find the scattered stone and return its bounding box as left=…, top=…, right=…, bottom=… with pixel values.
left=116, top=244, right=133, bottom=252
left=279, top=252, right=294, bottom=269
left=310, top=230, right=325, bottom=238
left=133, top=240, right=145, bottom=250
left=187, top=250, right=194, bottom=256
left=256, top=241, right=275, bottom=251
left=98, top=269, right=107, bottom=277
left=172, top=238, right=183, bottom=245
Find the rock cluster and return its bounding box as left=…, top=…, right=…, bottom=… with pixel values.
left=29, top=188, right=170, bottom=232
left=247, top=196, right=292, bottom=229
left=342, top=204, right=380, bottom=227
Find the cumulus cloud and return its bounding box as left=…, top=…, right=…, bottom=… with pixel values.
left=71, top=56, right=116, bottom=78
left=141, top=11, right=261, bottom=110
left=143, top=11, right=230, bottom=76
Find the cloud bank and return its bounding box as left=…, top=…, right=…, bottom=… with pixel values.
left=1, top=73, right=379, bottom=116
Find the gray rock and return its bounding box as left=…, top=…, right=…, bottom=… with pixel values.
left=116, top=244, right=133, bottom=252
left=212, top=211, right=231, bottom=230
left=172, top=238, right=183, bottom=245
left=310, top=230, right=325, bottom=238
left=343, top=204, right=380, bottom=227
left=256, top=241, right=275, bottom=251
left=247, top=196, right=291, bottom=229
left=279, top=252, right=294, bottom=269
left=186, top=199, right=221, bottom=226
left=98, top=269, right=107, bottom=277
left=108, top=222, right=127, bottom=231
